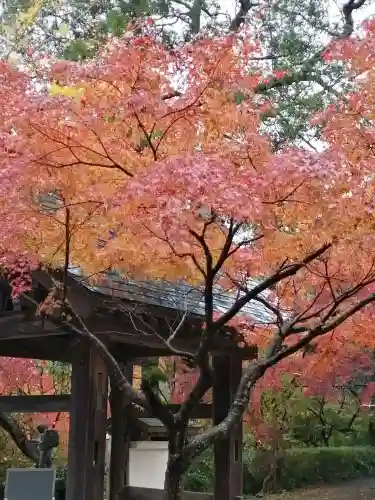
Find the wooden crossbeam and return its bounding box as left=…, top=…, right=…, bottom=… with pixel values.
left=0, top=394, right=71, bottom=413
left=135, top=403, right=213, bottom=419
left=0, top=395, right=213, bottom=419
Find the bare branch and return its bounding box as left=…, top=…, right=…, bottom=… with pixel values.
left=263, top=181, right=310, bottom=205
left=134, top=113, right=158, bottom=161
left=175, top=355, right=213, bottom=424
left=253, top=0, right=368, bottom=95
left=29, top=123, right=134, bottom=177
left=342, top=0, right=368, bottom=37
left=141, top=379, right=175, bottom=430
left=125, top=308, right=195, bottom=359
left=253, top=295, right=284, bottom=328
left=20, top=292, right=149, bottom=410
left=185, top=282, right=375, bottom=458
left=212, top=219, right=241, bottom=274
left=214, top=243, right=331, bottom=329
left=0, top=412, right=38, bottom=462
left=143, top=222, right=206, bottom=277
left=229, top=0, right=260, bottom=31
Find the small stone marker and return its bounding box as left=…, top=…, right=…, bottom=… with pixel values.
left=5, top=468, right=56, bottom=500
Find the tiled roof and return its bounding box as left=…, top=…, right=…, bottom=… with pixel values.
left=69, top=267, right=275, bottom=325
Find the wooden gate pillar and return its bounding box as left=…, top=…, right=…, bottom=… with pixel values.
left=109, top=362, right=133, bottom=500
left=66, top=344, right=109, bottom=500
left=212, top=354, right=243, bottom=500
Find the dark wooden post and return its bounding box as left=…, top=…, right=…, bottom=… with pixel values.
left=66, top=344, right=109, bottom=500
left=212, top=354, right=243, bottom=500
left=109, top=362, right=133, bottom=500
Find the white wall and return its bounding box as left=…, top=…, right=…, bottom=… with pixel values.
left=127, top=441, right=169, bottom=490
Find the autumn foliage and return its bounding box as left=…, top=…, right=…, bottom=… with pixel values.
left=2, top=18, right=375, bottom=486
left=0, top=27, right=355, bottom=283
left=0, top=357, right=70, bottom=454
left=0, top=28, right=370, bottom=288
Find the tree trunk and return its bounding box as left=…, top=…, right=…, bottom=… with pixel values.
left=164, top=429, right=186, bottom=500
left=368, top=419, right=375, bottom=446
left=164, top=464, right=183, bottom=500
left=321, top=431, right=330, bottom=447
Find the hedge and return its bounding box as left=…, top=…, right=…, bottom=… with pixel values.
left=252, top=446, right=375, bottom=491
left=1, top=446, right=375, bottom=498
left=184, top=446, right=375, bottom=494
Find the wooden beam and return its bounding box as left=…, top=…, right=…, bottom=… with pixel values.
left=32, top=269, right=100, bottom=321
left=133, top=404, right=213, bottom=419
left=0, top=313, right=63, bottom=340
left=90, top=314, right=257, bottom=358
left=116, top=345, right=256, bottom=360
left=0, top=395, right=70, bottom=413
left=0, top=336, right=74, bottom=361
left=0, top=307, right=257, bottom=359
left=0, top=394, right=213, bottom=419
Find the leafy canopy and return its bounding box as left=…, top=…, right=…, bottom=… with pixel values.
left=2, top=21, right=375, bottom=418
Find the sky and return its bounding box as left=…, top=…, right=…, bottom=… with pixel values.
left=2, top=0, right=375, bottom=56
left=220, top=0, right=375, bottom=33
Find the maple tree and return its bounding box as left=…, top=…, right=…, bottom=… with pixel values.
left=232, top=349, right=375, bottom=493
left=0, top=0, right=370, bottom=148
left=171, top=342, right=375, bottom=447
left=250, top=349, right=372, bottom=438
left=2, top=11, right=375, bottom=499
left=0, top=357, right=70, bottom=463
left=0, top=357, right=45, bottom=463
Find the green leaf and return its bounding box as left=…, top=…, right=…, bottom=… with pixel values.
left=106, top=9, right=127, bottom=36
left=56, top=23, right=69, bottom=36
left=233, top=91, right=246, bottom=105
left=150, top=130, right=163, bottom=140
left=63, top=39, right=98, bottom=61
left=142, top=365, right=168, bottom=385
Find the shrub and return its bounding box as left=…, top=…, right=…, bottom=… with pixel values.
left=263, top=446, right=375, bottom=491
left=185, top=446, right=375, bottom=494
left=183, top=449, right=214, bottom=493
left=6, top=445, right=374, bottom=497
left=184, top=445, right=260, bottom=495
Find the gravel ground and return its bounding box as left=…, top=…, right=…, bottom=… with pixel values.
left=262, top=478, right=375, bottom=500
